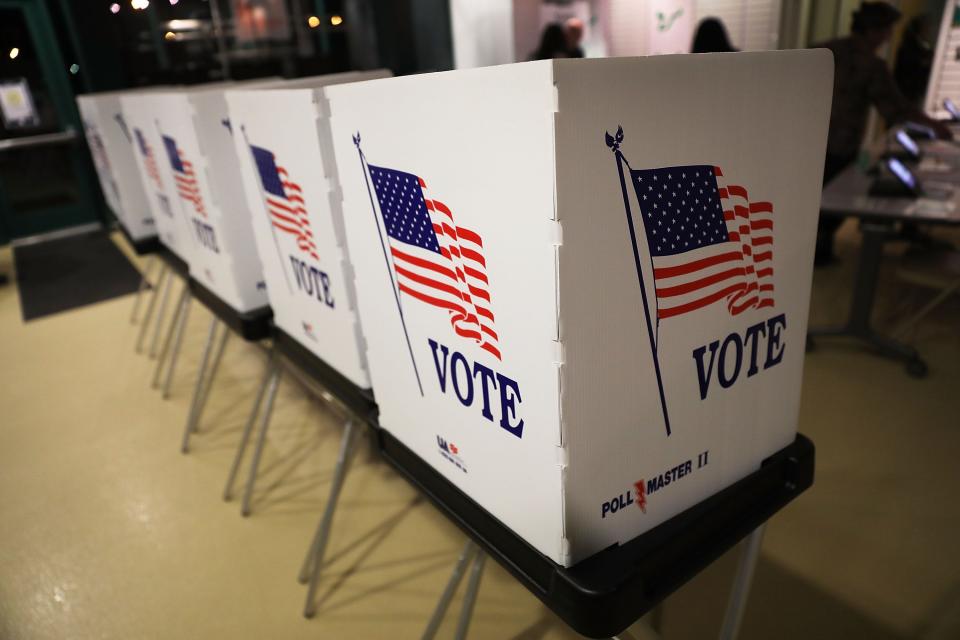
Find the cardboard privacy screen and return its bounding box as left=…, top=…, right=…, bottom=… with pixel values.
left=77, top=91, right=154, bottom=241
left=149, top=81, right=286, bottom=312
left=227, top=72, right=388, bottom=388
left=328, top=51, right=833, bottom=566
left=121, top=91, right=197, bottom=264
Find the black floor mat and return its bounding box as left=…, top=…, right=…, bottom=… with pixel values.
left=14, top=230, right=143, bottom=321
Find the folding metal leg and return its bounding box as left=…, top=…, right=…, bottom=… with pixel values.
left=192, top=327, right=230, bottom=432
left=223, top=353, right=276, bottom=501
left=152, top=283, right=189, bottom=389
left=161, top=292, right=192, bottom=400
left=130, top=255, right=157, bottom=324
left=453, top=549, right=486, bottom=640
left=893, top=278, right=960, bottom=339
left=422, top=540, right=480, bottom=640
left=240, top=368, right=281, bottom=517
left=135, top=265, right=167, bottom=354
left=302, top=420, right=357, bottom=618
left=148, top=270, right=174, bottom=359
left=717, top=524, right=766, bottom=640
left=181, top=318, right=220, bottom=454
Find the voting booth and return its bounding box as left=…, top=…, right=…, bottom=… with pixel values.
left=148, top=82, right=286, bottom=313
left=328, top=51, right=833, bottom=566
left=77, top=90, right=155, bottom=243
left=226, top=71, right=388, bottom=389
left=121, top=90, right=197, bottom=264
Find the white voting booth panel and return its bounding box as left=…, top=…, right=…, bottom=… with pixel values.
left=121, top=91, right=197, bottom=263
left=227, top=71, right=388, bottom=388
left=328, top=52, right=833, bottom=566
left=77, top=91, right=154, bottom=241
left=149, top=81, right=286, bottom=312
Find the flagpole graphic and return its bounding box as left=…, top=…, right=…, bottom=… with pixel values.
left=354, top=132, right=424, bottom=397
left=155, top=120, right=199, bottom=245
left=606, top=126, right=672, bottom=436
left=242, top=125, right=293, bottom=295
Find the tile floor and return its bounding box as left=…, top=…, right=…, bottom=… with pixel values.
left=0, top=222, right=957, bottom=639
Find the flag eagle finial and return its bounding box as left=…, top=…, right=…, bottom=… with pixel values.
left=605, top=125, right=624, bottom=152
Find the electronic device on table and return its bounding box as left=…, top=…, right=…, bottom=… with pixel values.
left=945, top=98, right=960, bottom=121
left=869, top=157, right=951, bottom=200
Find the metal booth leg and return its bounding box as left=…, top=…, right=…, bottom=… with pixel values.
left=148, top=270, right=175, bottom=359
left=161, top=291, right=192, bottom=400
left=717, top=524, right=766, bottom=640
left=152, top=282, right=189, bottom=389
left=223, top=352, right=276, bottom=501
left=181, top=318, right=221, bottom=453
left=240, top=367, right=281, bottom=517
left=422, top=540, right=483, bottom=640
left=453, top=549, right=486, bottom=640
left=192, top=326, right=230, bottom=432
left=135, top=265, right=167, bottom=354
left=130, top=255, right=157, bottom=324
left=302, top=419, right=358, bottom=618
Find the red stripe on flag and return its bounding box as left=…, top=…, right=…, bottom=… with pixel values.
left=391, top=247, right=458, bottom=282
left=655, top=267, right=746, bottom=297
left=398, top=283, right=466, bottom=316
left=394, top=265, right=463, bottom=301
left=653, top=251, right=742, bottom=279
left=659, top=283, right=746, bottom=319
left=480, top=342, right=502, bottom=360
left=728, top=185, right=748, bottom=199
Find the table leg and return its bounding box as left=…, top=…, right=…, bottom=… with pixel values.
left=808, top=221, right=927, bottom=376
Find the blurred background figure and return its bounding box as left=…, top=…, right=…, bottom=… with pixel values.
left=530, top=23, right=571, bottom=60
left=691, top=17, right=737, bottom=53
left=894, top=14, right=934, bottom=106
left=813, top=1, right=951, bottom=265
left=564, top=17, right=585, bottom=58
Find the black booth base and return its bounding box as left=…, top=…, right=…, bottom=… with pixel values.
left=157, top=248, right=189, bottom=280
left=272, top=327, right=377, bottom=421
left=117, top=223, right=162, bottom=256
left=375, top=429, right=814, bottom=639
left=187, top=278, right=272, bottom=341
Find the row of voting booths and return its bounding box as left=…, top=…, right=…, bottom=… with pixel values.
left=76, top=49, right=831, bottom=638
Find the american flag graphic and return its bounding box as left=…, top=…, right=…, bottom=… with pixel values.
left=250, top=145, right=319, bottom=261
left=368, top=164, right=501, bottom=361
left=630, top=165, right=774, bottom=320
left=134, top=128, right=162, bottom=191
left=162, top=135, right=206, bottom=217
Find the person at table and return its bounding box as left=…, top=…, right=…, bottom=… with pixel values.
left=692, top=17, right=737, bottom=53
left=894, top=14, right=934, bottom=106
left=564, top=17, right=586, bottom=58
left=530, top=24, right=571, bottom=60
left=813, top=1, right=952, bottom=266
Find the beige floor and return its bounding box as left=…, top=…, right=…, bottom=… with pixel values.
left=0, top=223, right=958, bottom=640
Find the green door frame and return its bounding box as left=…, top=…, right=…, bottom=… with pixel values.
left=0, top=0, right=104, bottom=243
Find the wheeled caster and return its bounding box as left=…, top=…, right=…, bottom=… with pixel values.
left=905, top=358, right=928, bottom=378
